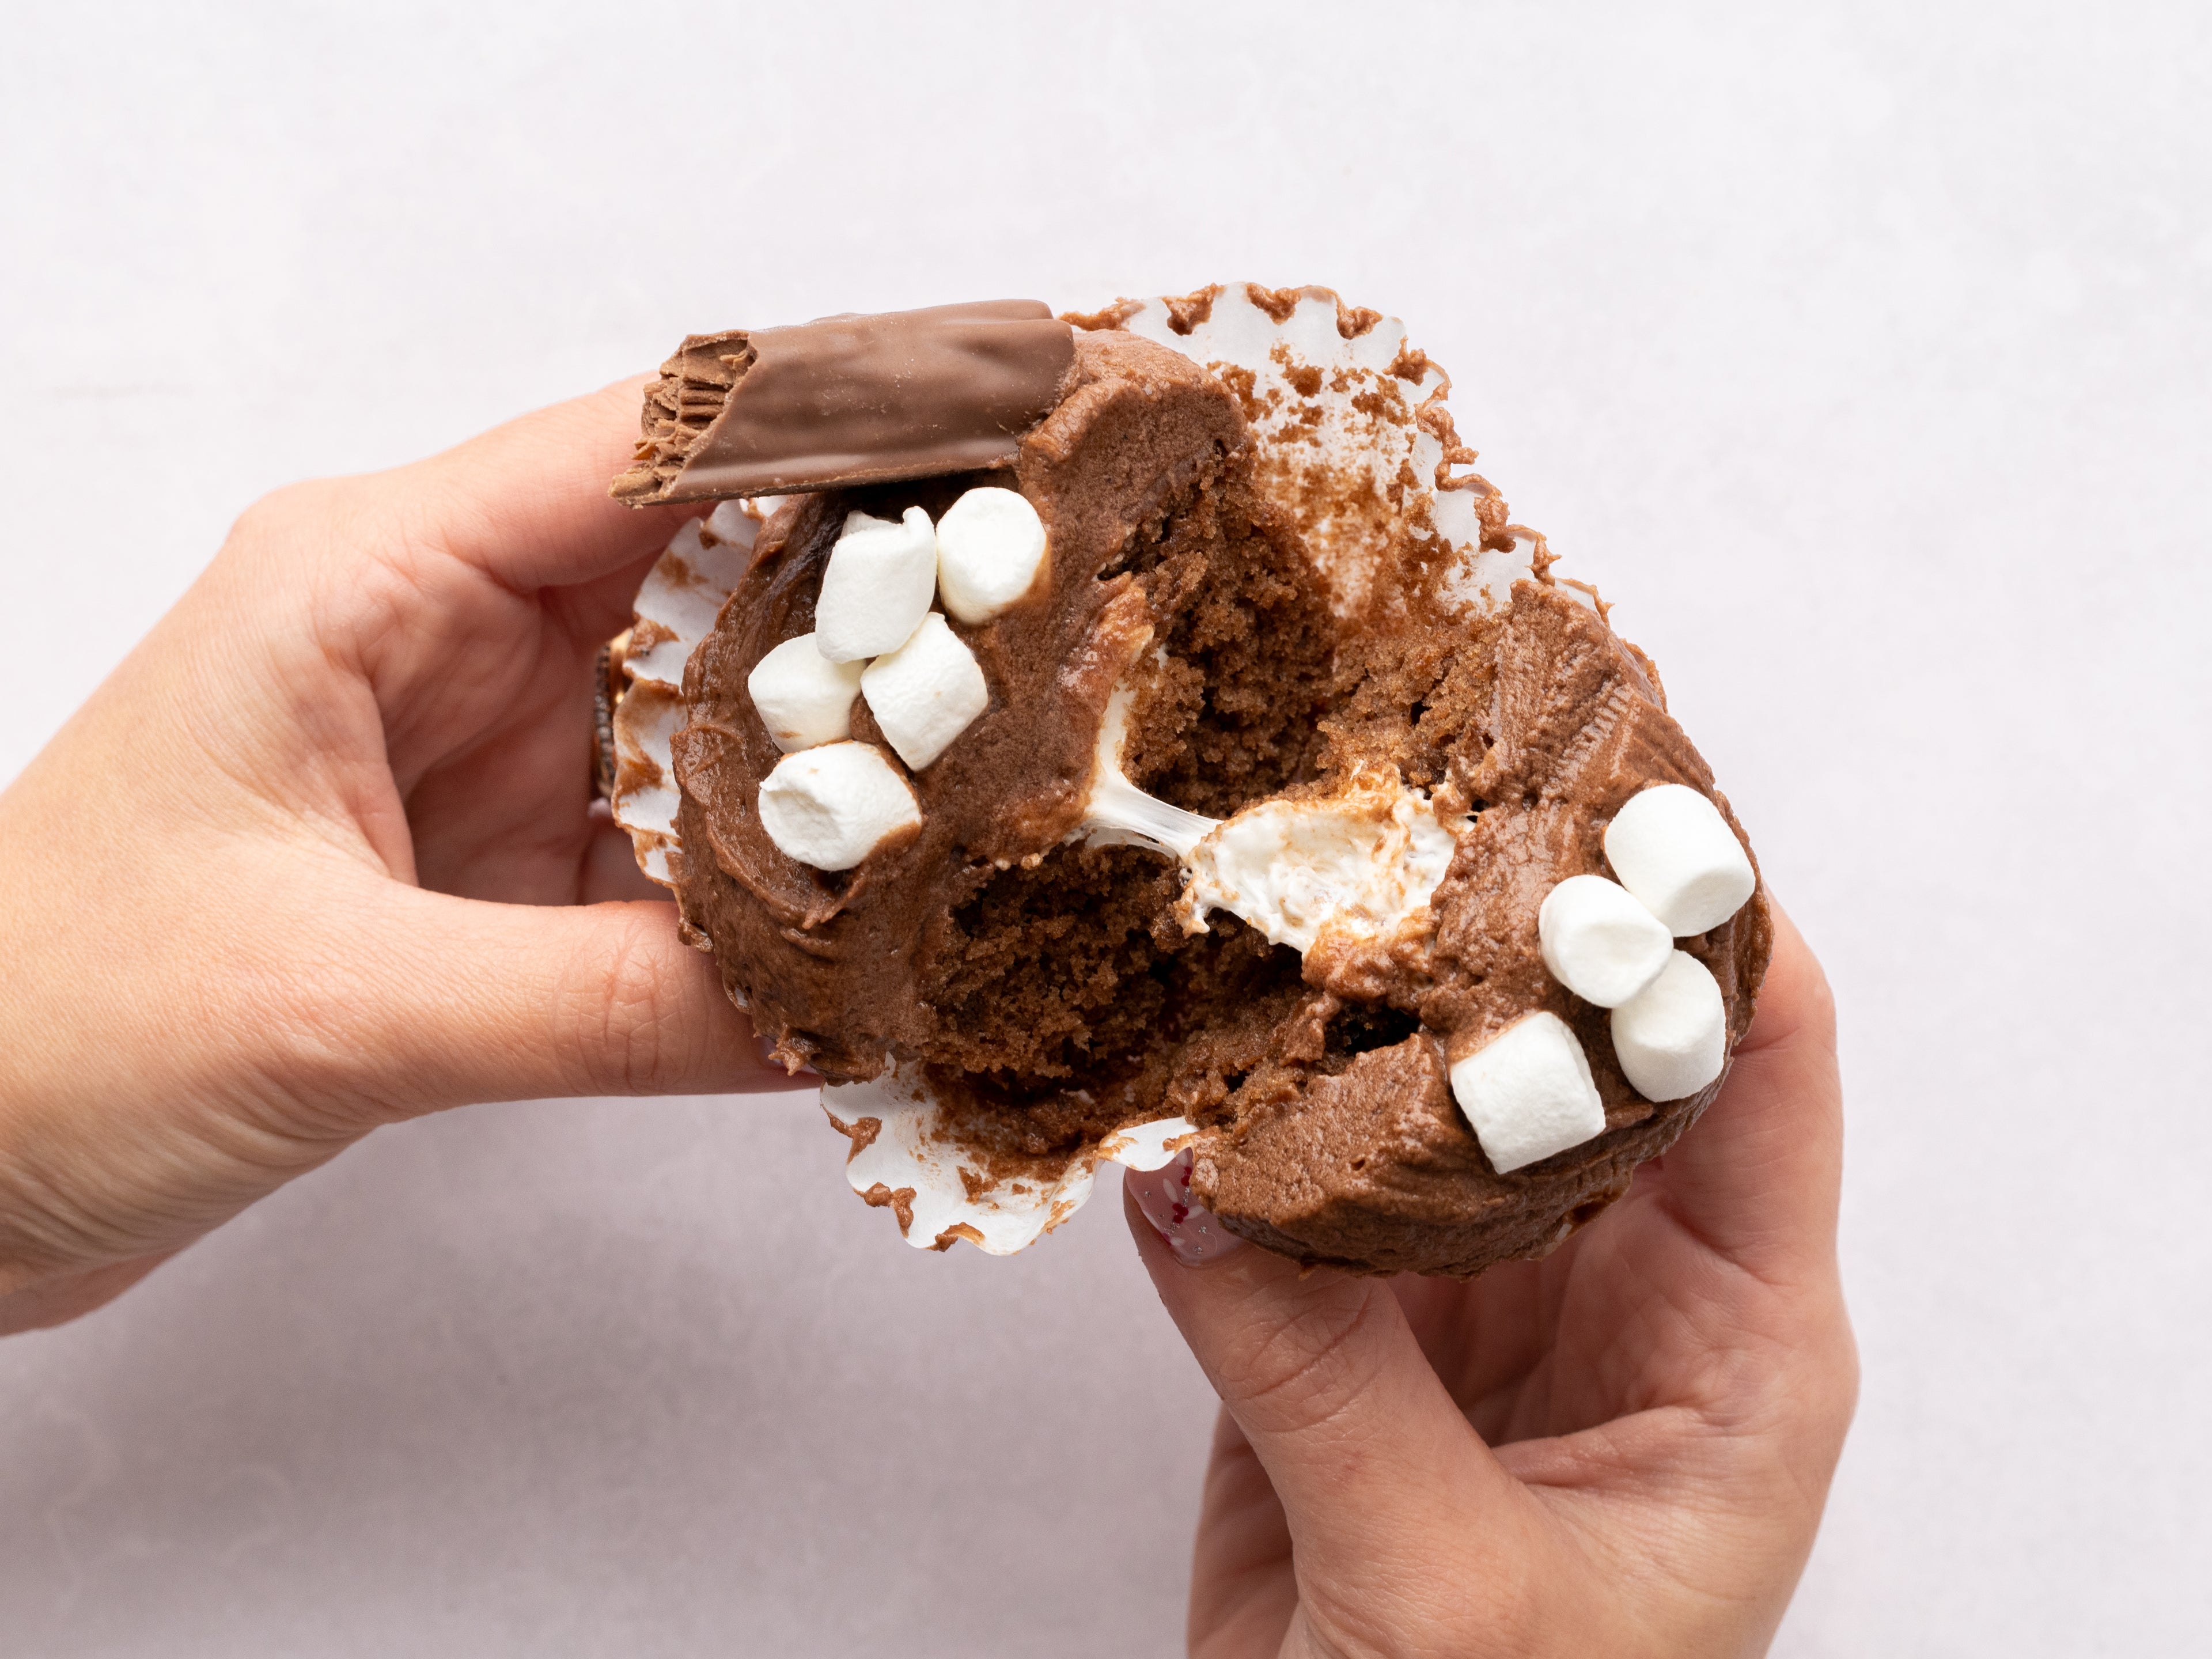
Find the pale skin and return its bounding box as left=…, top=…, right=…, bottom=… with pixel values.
left=0, top=386, right=1853, bottom=1654
left=0, top=382, right=810, bottom=1335
left=1124, top=909, right=1855, bottom=1657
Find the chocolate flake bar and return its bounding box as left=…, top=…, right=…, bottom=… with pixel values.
left=611, top=300, right=1075, bottom=505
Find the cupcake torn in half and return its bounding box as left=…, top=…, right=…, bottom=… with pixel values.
left=602, top=287, right=1771, bottom=1277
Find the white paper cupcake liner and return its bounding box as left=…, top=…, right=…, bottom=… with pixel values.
left=821, top=1066, right=1199, bottom=1255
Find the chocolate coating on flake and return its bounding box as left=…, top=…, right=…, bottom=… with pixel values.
left=668, top=323, right=1770, bottom=1278
left=613, top=301, right=1076, bottom=505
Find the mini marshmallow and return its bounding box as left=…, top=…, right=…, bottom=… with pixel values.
left=935, top=487, right=1049, bottom=624
left=1538, top=874, right=1674, bottom=1007
left=815, top=507, right=939, bottom=662
left=756, top=741, right=921, bottom=872
left=1603, top=783, right=1757, bottom=936
left=746, top=633, right=865, bottom=753
left=860, top=612, right=990, bottom=770
left=1609, top=950, right=1728, bottom=1101
left=704, top=499, right=756, bottom=546
left=1448, top=1013, right=1608, bottom=1175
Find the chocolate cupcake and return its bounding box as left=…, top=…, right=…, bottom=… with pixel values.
left=605, top=285, right=1770, bottom=1277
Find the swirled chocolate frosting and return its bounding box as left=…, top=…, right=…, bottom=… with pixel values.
left=656, top=321, right=1770, bottom=1277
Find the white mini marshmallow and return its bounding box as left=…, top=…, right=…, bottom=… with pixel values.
left=746, top=633, right=865, bottom=753
left=756, top=741, right=921, bottom=871
left=1603, top=783, right=1757, bottom=935
left=1539, top=874, right=1674, bottom=1007
left=704, top=499, right=756, bottom=546
left=860, top=612, right=990, bottom=770
left=935, top=487, right=1049, bottom=624
left=1609, top=950, right=1728, bottom=1101
left=815, top=507, right=939, bottom=662
left=1448, top=1013, right=1608, bottom=1175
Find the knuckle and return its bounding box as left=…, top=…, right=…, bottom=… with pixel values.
left=1226, top=1286, right=1388, bottom=1438
left=223, top=479, right=342, bottom=561
left=572, top=912, right=689, bottom=1096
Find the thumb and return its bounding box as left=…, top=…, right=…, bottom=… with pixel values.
left=312, top=884, right=811, bottom=1116
left=1125, top=1179, right=1541, bottom=1628
left=1650, top=901, right=1844, bottom=1285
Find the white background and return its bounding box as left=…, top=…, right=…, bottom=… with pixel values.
left=2, top=3, right=2207, bottom=1653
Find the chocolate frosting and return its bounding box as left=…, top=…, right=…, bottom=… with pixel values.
left=671, top=331, right=1253, bottom=1078
left=612, top=300, right=1076, bottom=505
left=1194, top=584, right=1771, bottom=1276
left=667, top=322, right=1770, bottom=1277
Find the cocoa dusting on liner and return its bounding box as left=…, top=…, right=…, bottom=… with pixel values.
left=861, top=1183, right=918, bottom=1235
left=830, top=1112, right=883, bottom=1164
left=1076, top=284, right=1512, bottom=552
left=1066, top=282, right=1382, bottom=343
left=665, top=309, right=1769, bottom=1278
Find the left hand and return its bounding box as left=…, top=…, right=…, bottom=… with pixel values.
left=0, top=382, right=808, bottom=1335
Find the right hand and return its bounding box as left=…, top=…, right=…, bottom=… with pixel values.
left=1127, top=906, right=1856, bottom=1656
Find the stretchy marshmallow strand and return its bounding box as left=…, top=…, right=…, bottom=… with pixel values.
left=1448, top=1013, right=1608, bottom=1175
left=860, top=612, right=990, bottom=770
left=935, top=487, right=1049, bottom=623
left=746, top=634, right=865, bottom=753
left=756, top=742, right=921, bottom=871
left=814, top=507, right=940, bottom=662
left=1609, top=950, right=1728, bottom=1101
left=1537, top=874, right=1673, bottom=1007
left=1603, top=784, right=1756, bottom=937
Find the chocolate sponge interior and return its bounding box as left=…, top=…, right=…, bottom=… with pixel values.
left=911, top=459, right=1441, bottom=1160
left=673, top=324, right=1501, bottom=1171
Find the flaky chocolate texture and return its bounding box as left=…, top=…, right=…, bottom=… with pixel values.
left=670, top=325, right=1769, bottom=1278
left=612, top=300, right=1076, bottom=505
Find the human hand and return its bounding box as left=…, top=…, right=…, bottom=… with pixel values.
left=0, top=385, right=807, bottom=1335
left=1126, top=907, right=1854, bottom=1657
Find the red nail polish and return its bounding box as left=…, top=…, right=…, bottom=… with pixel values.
left=1125, top=1150, right=1242, bottom=1266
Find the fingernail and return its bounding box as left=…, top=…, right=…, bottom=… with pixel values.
left=1126, top=1150, right=1244, bottom=1267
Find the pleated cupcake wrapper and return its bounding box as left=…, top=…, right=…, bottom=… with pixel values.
left=823, top=1066, right=1201, bottom=1255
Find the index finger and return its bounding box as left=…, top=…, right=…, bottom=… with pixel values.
left=405, top=376, right=691, bottom=595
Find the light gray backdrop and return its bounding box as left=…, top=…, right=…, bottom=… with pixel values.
left=2, top=3, right=2206, bottom=1654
